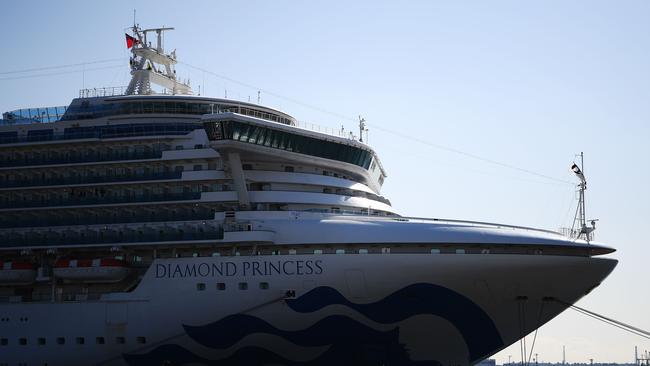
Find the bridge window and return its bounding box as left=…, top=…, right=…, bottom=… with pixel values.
left=208, top=120, right=373, bottom=169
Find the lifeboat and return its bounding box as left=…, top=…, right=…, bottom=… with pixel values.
left=53, top=258, right=130, bottom=283
left=0, top=262, right=37, bottom=285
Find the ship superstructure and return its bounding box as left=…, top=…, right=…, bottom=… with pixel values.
left=0, top=26, right=617, bottom=366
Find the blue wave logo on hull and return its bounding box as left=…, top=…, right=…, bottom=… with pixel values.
left=124, top=283, right=503, bottom=365
left=285, top=283, right=503, bottom=361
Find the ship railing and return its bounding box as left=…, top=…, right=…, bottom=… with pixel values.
left=0, top=171, right=182, bottom=189
left=0, top=149, right=164, bottom=168
left=394, top=216, right=563, bottom=236
left=292, top=119, right=364, bottom=141
left=79, top=86, right=128, bottom=98
left=0, top=192, right=202, bottom=210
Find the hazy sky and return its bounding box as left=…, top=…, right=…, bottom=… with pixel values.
left=1, top=0, right=649, bottom=363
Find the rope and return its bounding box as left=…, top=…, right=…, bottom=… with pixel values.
left=553, top=298, right=650, bottom=340
left=527, top=300, right=546, bottom=365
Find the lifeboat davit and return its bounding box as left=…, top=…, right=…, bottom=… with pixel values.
left=53, top=258, right=130, bottom=283
left=0, top=262, right=37, bottom=285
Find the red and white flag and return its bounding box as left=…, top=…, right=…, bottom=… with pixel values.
left=125, top=33, right=139, bottom=49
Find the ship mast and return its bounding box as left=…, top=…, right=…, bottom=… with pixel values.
left=570, top=152, right=597, bottom=242
left=125, top=24, right=192, bottom=95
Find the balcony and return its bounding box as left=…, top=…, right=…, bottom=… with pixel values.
left=0, top=171, right=182, bottom=189
left=0, top=149, right=164, bottom=168
left=0, top=223, right=225, bottom=248
left=0, top=192, right=202, bottom=210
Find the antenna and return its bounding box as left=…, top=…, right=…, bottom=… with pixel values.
left=358, top=115, right=368, bottom=143
left=570, top=152, right=597, bottom=242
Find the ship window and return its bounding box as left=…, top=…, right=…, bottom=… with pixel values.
left=238, top=282, right=248, bottom=290
left=259, top=282, right=270, bottom=290
left=455, top=249, right=466, bottom=254
left=0, top=338, right=7, bottom=346
left=96, top=337, right=105, bottom=344
left=38, top=337, right=46, bottom=345
left=430, top=249, right=441, bottom=254
left=197, top=283, right=206, bottom=291
left=313, top=249, right=323, bottom=255
left=76, top=337, right=85, bottom=345
left=19, top=338, right=27, bottom=345
left=216, top=283, right=226, bottom=290
left=56, top=337, right=65, bottom=345
left=116, top=337, right=126, bottom=344
left=136, top=337, right=147, bottom=344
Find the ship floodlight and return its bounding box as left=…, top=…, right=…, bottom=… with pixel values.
left=570, top=163, right=586, bottom=183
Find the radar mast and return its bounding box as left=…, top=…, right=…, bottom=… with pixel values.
left=570, top=152, right=597, bottom=242
left=125, top=24, right=192, bottom=95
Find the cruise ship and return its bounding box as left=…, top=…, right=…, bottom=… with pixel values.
left=0, top=26, right=617, bottom=366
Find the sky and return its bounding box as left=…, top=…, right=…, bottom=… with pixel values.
left=1, top=0, right=649, bottom=363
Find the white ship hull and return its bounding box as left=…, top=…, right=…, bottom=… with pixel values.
left=2, top=250, right=616, bottom=366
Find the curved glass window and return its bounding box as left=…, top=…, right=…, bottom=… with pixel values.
left=61, top=100, right=294, bottom=125
left=206, top=120, right=373, bottom=169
